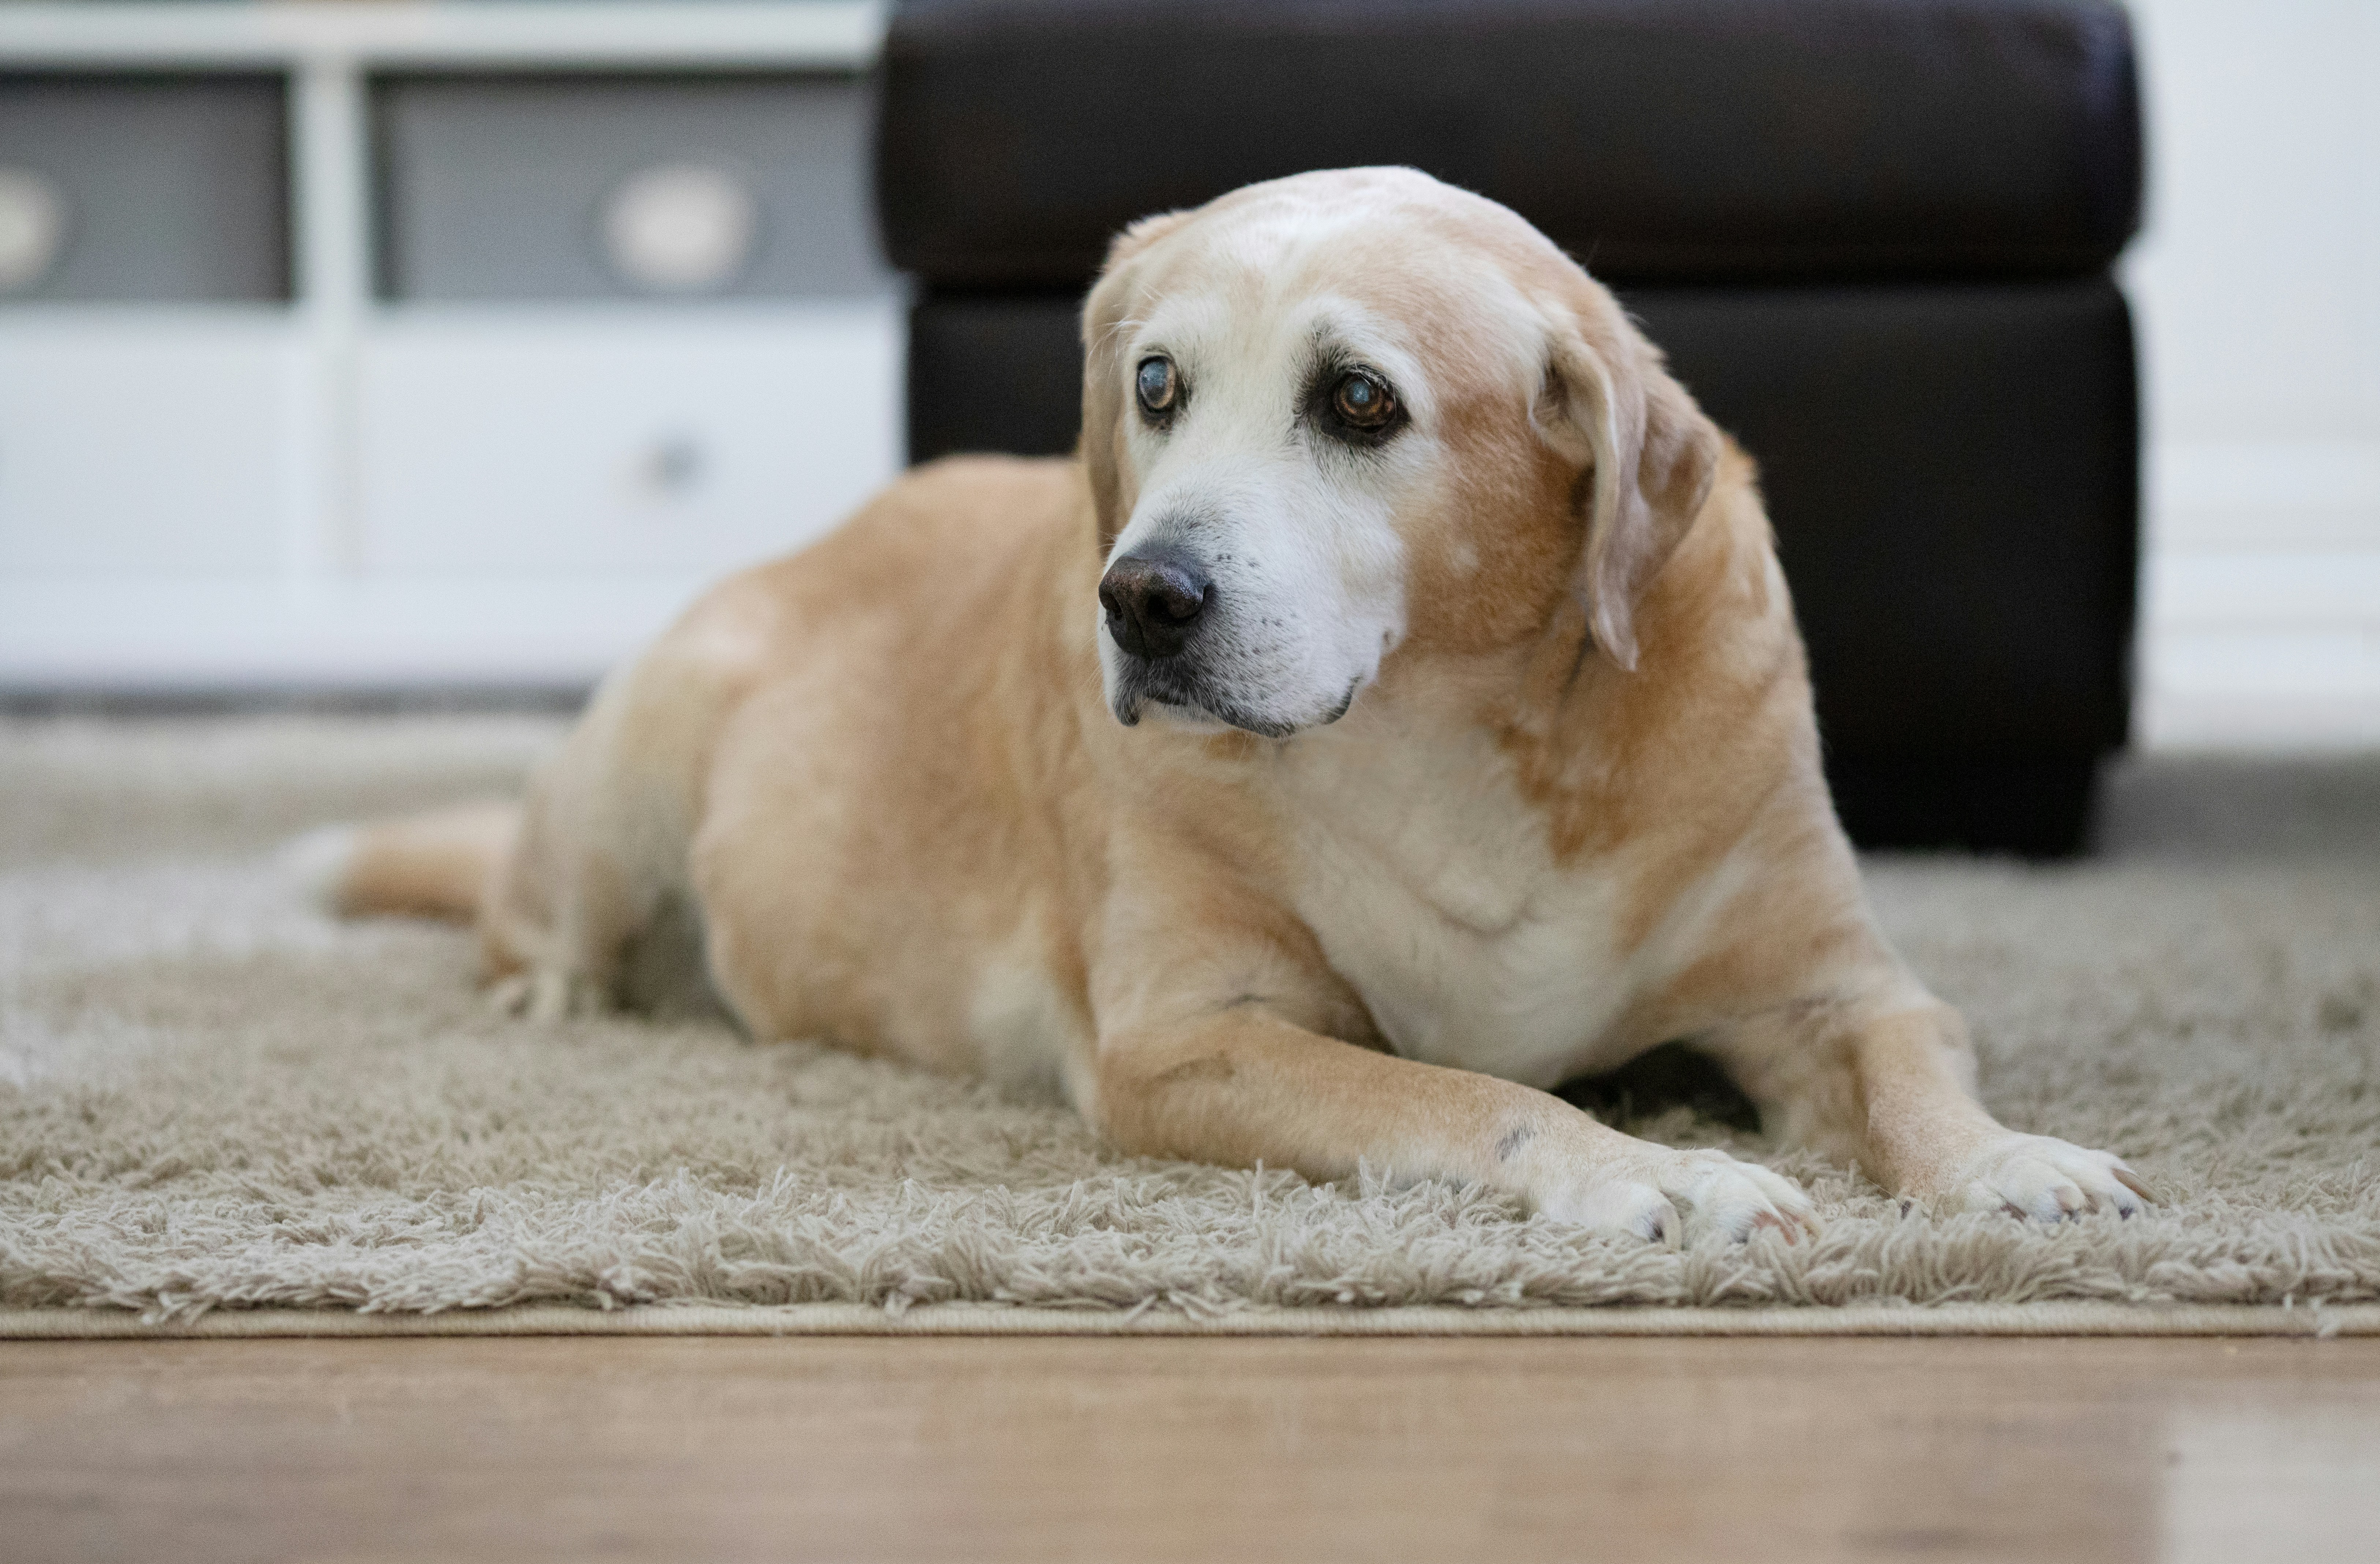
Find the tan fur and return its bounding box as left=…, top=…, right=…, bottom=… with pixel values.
left=334, top=802, right=518, bottom=922
left=333, top=169, right=2144, bottom=1242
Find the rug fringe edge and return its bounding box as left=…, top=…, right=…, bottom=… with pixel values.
left=5, top=1301, right=2376, bottom=1340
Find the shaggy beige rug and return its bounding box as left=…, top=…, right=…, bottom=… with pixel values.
left=3, top=716, right=2378, bottom=1335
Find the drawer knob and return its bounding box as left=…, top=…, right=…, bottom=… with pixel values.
left=0, top=167, right=68, bottom=294
left=639, top=434, right=706, bottom=497
left=598, top=162, right=758, bottom=295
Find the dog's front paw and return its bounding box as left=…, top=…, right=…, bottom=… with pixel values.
left=1540, top=1149, right=1819, bottom=1246
left=485, top=967, right=608, bottom=1023
left=1948, top=1134, right=2150, bottom=1221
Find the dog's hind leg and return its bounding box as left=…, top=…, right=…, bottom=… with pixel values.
left=299, top=679, right=686, bottom=1024
left=302, top=573, right=784, bottom=1024
left=473, top=672, right=696, bottom=1023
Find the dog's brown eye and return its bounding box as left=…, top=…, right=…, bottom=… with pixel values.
left=1135, top=356, right=1178, bottom=417
left=1333, top=371, right=1394, bottom=428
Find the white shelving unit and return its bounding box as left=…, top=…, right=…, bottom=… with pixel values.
left=0, top=2, right=894, bottom=689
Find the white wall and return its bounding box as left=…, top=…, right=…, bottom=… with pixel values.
left=2126, top=0, right=2380, bottom=748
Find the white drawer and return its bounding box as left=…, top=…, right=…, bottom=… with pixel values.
left=356, top=302, right=901, bottom=577
left=0, top=314, right=299, bottom=578
left=0, top=76, right=290, bottom=304
left=374, top=75, right=888, bottom=303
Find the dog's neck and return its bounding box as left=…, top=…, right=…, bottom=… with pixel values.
left=1308, top=462, right=1799, bottom=870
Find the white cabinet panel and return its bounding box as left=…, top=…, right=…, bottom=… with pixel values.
left=357, top=302, right=900, bottom=577
left=0, top=313, right=298, bottom=577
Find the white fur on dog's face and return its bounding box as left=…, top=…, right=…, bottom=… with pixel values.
left=1092, top=179, right=1551, bottom=739
left=1099, top=294, right=1416, bottom=736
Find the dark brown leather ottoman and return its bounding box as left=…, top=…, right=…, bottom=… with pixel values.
left=876, top=0, right=2144, bottom=855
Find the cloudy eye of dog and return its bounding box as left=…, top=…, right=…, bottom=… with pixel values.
left=1312, top=366, right=1406, bottom=447
left=1135, top=356, right=1179, bottom=421
left=1333, top=371, right=1394, bottom=427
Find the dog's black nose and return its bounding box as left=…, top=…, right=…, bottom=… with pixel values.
left=1100, top=552, right=1212, bottom=660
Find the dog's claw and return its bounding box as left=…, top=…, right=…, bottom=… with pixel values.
left=1957, top=1134, right=2147, bottom=1221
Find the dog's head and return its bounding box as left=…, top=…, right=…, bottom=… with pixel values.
left=1081, top=167, right=1721, bottom=738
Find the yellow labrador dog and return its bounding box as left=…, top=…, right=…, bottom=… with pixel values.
left=319, top=168, right=2147, bottom=1243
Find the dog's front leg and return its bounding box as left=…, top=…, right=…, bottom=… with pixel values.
left=1089, top=998, right=1817, bottom=1245
left=1711, top=993, right=2150, bottom=1221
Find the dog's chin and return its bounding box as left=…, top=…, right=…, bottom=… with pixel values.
left=1108, top=669, right=1363, bottom=741
left=1126, top=696, right=1239, bottom=736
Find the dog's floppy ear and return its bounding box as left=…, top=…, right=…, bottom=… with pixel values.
left=1080, top=210, right=1190, bottom=553
left=1533, top=301, right=1722, bottom=672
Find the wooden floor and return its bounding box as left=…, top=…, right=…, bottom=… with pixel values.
left=5, top=1335, right=2378, bottom=1563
